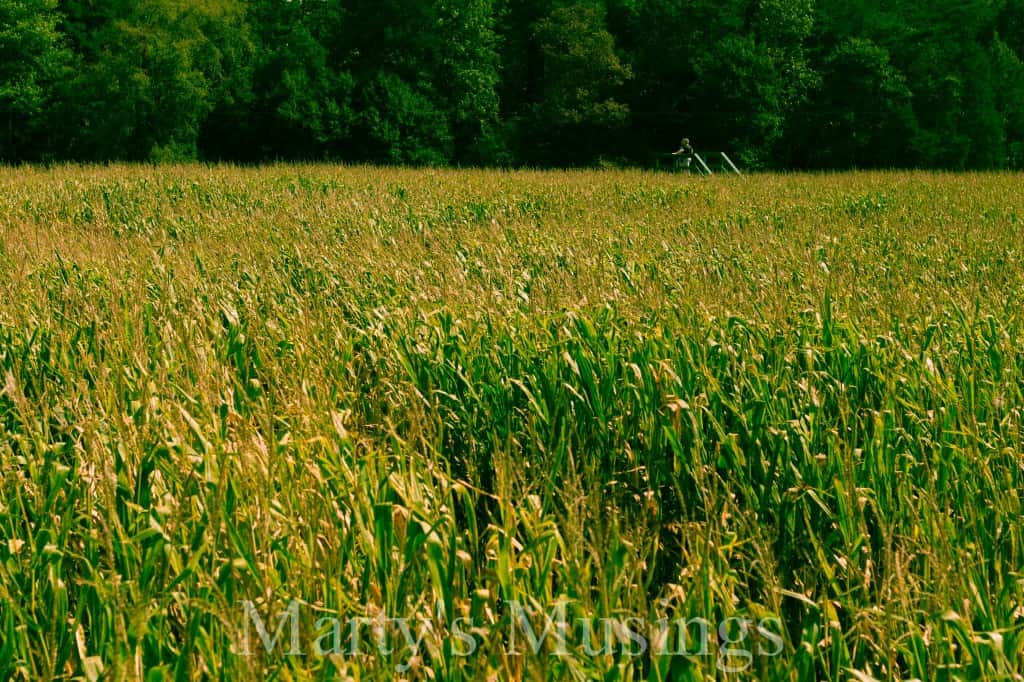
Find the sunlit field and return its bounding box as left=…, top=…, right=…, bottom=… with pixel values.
left=2, top=165, right=1023, bottom=680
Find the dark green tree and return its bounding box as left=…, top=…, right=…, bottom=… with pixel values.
left=612, top=0, right=814, bottom=168
left=339, top=0, right=501, bottom=165
left=232, top=0, right=352, bottom=161
left=0, top=0, right=70, bottom=160
left=992, top=36, right=1024, bottom=167
left=0, top=0, right=1021, bottom=168
left=530, top=1, right=632, bottom=163
left=793, top=37, right=916, bottom=168
left=870, top=0, right=1008, bottom=168
left=57, top=0, right=250, bottom=161
left=437, top=0, right=504, bottom=164
left=497, top=0, right=632, bottom=165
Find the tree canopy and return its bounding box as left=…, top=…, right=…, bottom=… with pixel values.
left=1, top=0, right=1022, bottom=168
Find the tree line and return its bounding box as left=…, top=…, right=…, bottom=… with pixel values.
left=3, top=0, right=1024, bottom=169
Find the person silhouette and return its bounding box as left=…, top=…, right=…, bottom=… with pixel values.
left=672, top=137, right=695, bottom=171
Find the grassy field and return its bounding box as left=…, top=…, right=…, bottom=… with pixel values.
left=1, top=165, right=1023, bottom=680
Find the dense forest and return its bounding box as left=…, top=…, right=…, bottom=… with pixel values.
left=2, top=0, right=1024, bottom=169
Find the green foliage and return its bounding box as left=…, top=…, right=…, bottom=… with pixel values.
left=336, top=0, right=503, bottom=164
left=992, top=37, right=1024, bottom=167
left=795, top=37, right=916, bottom=168
left=527, top=2, right=632, bottom=163
left=436, top=0, right=503, bottom=163
left=238, top=0, right=352, bottom=160
left=3, top=0, right=1024, bottom=167
left=0, top=0, right=70, bottom=160
left=56, top=0, right=249, bottom=161
left=359, top=73, right=453, bottom=165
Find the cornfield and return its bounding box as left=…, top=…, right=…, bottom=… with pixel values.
left=1, top=165, right=1023, bottom=680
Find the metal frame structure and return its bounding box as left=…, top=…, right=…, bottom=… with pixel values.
left=659, top=150, right=745, bottom=178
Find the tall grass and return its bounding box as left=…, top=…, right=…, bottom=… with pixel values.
left=1, top=165, right=1023, bottom=679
